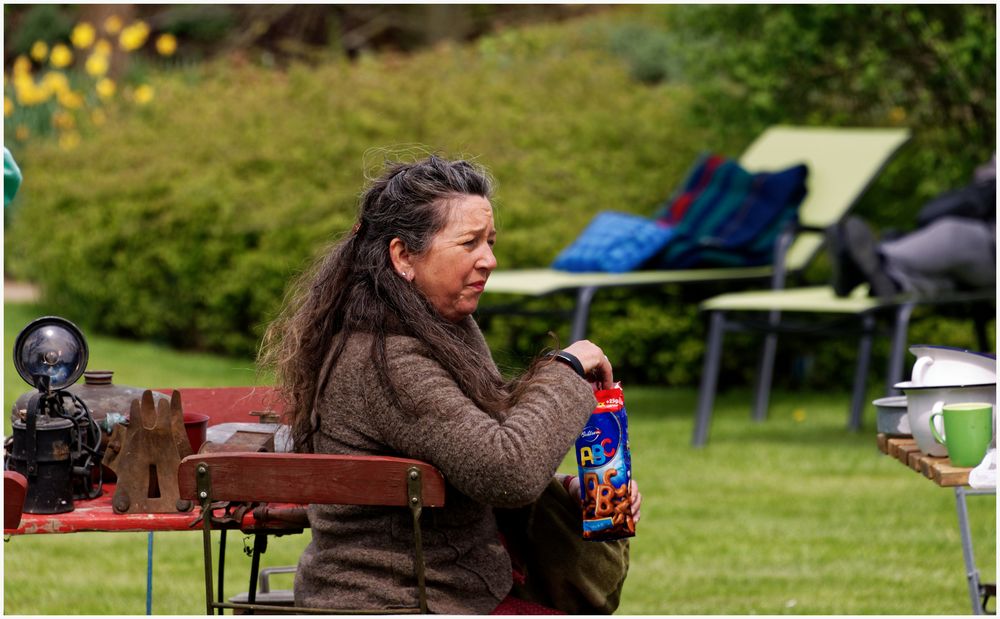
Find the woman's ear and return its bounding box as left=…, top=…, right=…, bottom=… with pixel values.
left=389, top=237, right=415, bottom=281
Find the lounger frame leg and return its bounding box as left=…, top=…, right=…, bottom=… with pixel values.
left=886, top=303, right=915, bottom=395
left=752, top=312, right=780, bottom=422
left=693, top=311, right=727, bottom=447
left=751, top=224, right=794, bottom=423
left=848, top=314, right=875, bottom=431
left=972, top=302, right=991, bottom=352
left=570, top=286, right=598, bottom=343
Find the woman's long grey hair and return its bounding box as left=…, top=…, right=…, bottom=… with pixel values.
left=259, top=155, right=540, bottom=452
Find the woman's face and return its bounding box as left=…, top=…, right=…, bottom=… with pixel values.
left=410, top=195, right=497, bottom=323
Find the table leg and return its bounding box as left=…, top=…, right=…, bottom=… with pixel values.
left=954, top=486, right=995, bottom=615
left=146, top=532, right=154, bottom=615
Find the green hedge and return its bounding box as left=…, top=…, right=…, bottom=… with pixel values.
left=8, top=7, right=995, bottom=390
left=8, top=13, right=710, bottom=354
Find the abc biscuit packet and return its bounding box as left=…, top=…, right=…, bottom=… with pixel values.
left=575, top=382, right=635, bottom=541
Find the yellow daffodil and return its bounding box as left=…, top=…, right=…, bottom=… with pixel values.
left=155, top=33, right=178, bottom=56
left=13, top=56, right=32, bottom=77
left=59, top=131, right=81, bottom=151
left=94, top=38, right=113, bottom=56
left=134, top=83, right=154, bottom=105
left=13, top=74, right=32, bottom=94
left=15, top=80, right=49, bottom=106
left=119, top=21, right=150, bottom=51
left=15, top=125, right=30, bottom=141
left=56, top=88, right=84, bottom=109
left=4, top=97, right=13, bottom=117
left=13, top=74, right=35, bottom=99
left=104, top=15, right=123, bottom=35
left=96, top=78, right=116, bottom=100
left=85, top=53, right=109, bottom=77
left=91, top=108, right=106, bottom=126
left=52, top=110, right=76, bottom=130
left=30, top=40, right=49, bottom=62
left=41, top=71, right=70, bottom=95
left=50, top=44, right=73, bottom=68
left=71, top=22, right=96, bottom=49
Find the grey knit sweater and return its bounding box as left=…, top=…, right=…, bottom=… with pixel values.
left=294, top=317, right=596, bottom=614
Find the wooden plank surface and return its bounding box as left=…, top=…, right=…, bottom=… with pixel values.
left=877, top=434, right=971, bottom=487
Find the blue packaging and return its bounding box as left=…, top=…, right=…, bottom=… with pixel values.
left=574, top=383, right=634, bottom=541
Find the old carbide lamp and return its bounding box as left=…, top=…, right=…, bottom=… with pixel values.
left=5, top=316, right=103, bottom=514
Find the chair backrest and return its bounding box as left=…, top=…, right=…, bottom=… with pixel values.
left=178, top=452, right=446, bottom=507
left=178, top=452, right=445, bottom=614
left=739, top=126, right=911, bottom=273
left=4, top=471, right=28, bottom=530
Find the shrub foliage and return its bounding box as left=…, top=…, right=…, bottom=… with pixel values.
left=8, top=6, right=995, bottom=388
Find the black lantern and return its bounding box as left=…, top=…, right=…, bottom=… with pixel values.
left=5, top=316, right=103, bottom=513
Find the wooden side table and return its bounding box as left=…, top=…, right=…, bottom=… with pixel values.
left=878, top=434, right=996, bottom=614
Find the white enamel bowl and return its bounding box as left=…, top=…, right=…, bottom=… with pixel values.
left=909, top=345, right=996, bottom=387
left=895, top=381, right=996, bottom=457
left=873, top=395, right=910, bottom=436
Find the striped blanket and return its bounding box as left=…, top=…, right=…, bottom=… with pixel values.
left=649, top=153, right=809, bottom=269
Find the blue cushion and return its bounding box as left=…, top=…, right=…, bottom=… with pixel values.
left=552, top=211, right=675, bottom=273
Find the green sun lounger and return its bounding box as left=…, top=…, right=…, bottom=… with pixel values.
left=692, top=272, right=995, bottom=447
left=484, top=126, right=913, bottom=343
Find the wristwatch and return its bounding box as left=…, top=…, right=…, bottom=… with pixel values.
left=545, top=350, right=586, bottom=378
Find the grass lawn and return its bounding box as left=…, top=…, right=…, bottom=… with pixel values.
left=3, top=302, right=995, bottom=614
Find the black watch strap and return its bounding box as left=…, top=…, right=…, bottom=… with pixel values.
left=545, top=350, right=586, bottom=378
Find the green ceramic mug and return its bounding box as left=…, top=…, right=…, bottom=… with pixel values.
left=929, top=402, right=994, bottom=467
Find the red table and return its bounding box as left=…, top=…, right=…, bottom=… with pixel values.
left=4, top=386, right=296, bottom=613
left=8, top=483, right=296, bottom=535
left=7, top=386, right=286, bottom=534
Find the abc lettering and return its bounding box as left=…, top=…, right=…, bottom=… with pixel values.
left=579, top=437, right=616, bottom=466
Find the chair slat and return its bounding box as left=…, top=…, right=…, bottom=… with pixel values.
left=178, top=453, right=445, bottom=507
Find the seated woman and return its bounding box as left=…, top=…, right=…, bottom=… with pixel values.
left=260, top=155, right=641, bottom=614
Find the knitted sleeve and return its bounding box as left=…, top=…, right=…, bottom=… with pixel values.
left=373, top=336, right=595, bottom=508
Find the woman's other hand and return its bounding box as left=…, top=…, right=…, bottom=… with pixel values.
left=629, top=480, right=642, bottom=524
left=563, top=340, right=613, bottom=389
left=566, top=475, right=582, bottom=503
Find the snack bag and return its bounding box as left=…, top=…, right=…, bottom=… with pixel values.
left=575, top=382, right=635, bottom=541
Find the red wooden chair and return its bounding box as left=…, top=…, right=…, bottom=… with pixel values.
left=177, top=452, right=446, bottom=615
left=4, top=471, right=28, bottom=531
